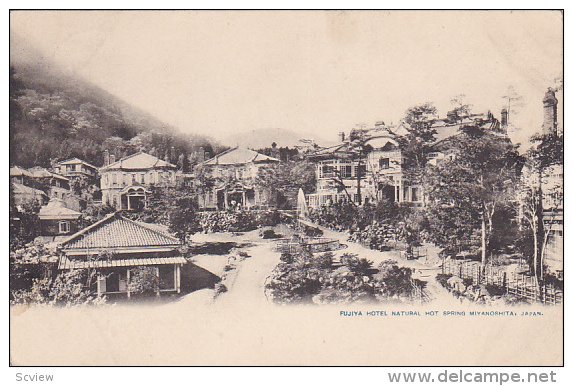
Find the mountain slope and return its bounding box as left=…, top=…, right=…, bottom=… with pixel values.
left=10, top=33, right=220, bottom=169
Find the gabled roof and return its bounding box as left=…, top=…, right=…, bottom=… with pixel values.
left=203, top=147, right=279, bottom=166
left=10, top=166, right=33, bottom=178
left=28, top=167, right=70, bottom=181
left=38, top=198, right=82, bottom=220
left=308, top=133, right=400, bottom=159
left=58, top=157, right=98, bottom=170
left=100, top=151, right=177, bottom=172
left=61, top=212, right=181, bottom=251
left=12, top=182, right=47, bottom=197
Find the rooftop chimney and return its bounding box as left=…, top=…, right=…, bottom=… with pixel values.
left=109, top=154, right=116, bottom=165
left=103, top=150, right=110, bottom=166
left=500, top=108, right=508, bottom=127
left=542, top=88, right=558, bottom=134
left=338, top=132, right=345, bottom=143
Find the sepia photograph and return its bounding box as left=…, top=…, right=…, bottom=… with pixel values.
left=8, top=9, right=564, bottom=367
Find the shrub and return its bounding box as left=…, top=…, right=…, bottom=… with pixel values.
left=374, top=260, right=414, bottom=297
left=260, top=229, right=282, bottom=239
left=314, top=252, right=334, bottom=269
left=128, top=267, right=161, bottom=296
left=265, top=251, right=413, bottom=304
left=435, top=273, right=453, bottom=288
left=280, top=252, right=295, bottom=264
left=11, top=269, right=104, bottom=306
left=197, top=211, right=287, bottom=233
left=340, top=253, right=373, bottom=275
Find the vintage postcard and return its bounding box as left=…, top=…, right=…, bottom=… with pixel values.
left=8, top=10, right=563, bottom=366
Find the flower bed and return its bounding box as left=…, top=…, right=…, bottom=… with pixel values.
left=265, top=252, right=414, bottom=304
left=347, top=222, right=402, bottom=251
left=197, top=210, right=291, bottom=233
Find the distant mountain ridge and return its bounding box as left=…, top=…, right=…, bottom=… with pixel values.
left=223, top=127, right=335, bottom=150
left=10, top=33, right=220, bottom=169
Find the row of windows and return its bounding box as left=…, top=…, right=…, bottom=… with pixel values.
left=103, top=171, right=173, bottom=186
left=319, top=164, right=367, bottom=179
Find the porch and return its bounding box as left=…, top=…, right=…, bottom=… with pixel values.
left=59, top=256, right=186, bottom=298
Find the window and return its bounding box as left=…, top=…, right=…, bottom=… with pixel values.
left=320, top=165, right=334, bottom=178
left=403, top=187, right=410, bottom=201
left=379, top=158, right=390, bottom=169
left=58, top=221, right=70, bottom=234
left=411, top=187, right=420, bottom=202
left=341, top=165, right=352, bottom=178
left=112, top=173, right=117, bottom=184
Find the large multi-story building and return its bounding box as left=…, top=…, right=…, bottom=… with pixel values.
left=197, top=147, right=279, bottom=210
left=306, top=123, right=416, bottom=207
left=306, top=112, right=507, bottom=209
left=99, top=151, right=177, bottom=210
left=54, top=157, right=99, bottom=180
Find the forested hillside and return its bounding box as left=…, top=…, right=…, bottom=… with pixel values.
left=9, top=35, right=223, bottom=171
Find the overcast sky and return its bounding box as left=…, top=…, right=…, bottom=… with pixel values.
left=10, top=11, right=563, bottom=147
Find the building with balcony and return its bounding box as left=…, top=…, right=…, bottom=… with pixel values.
left=198, top=147, right=279, bottom=210
left=54, top=157, right=98, bottom=179
left=306, top=111, right=507, bottom=209
left=99, top=151, right=177, bottom=210
left=306, top=123, right=422, bottom=208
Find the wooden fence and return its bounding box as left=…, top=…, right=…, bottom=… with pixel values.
left=411, top=279, right=431, bottom=303
left=441, top=259, right=562, bottom=305
left=273, top=237, right=342, bottom=254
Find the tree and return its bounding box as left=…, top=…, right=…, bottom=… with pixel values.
left=335, top=127, right=373, bottom=206
left=398, top=103, right=438, bottom=184
left=10, top=66, right=26, bottom=165
left=10, top=195, right=42, bottom=250
left=501, top=85, right=524, bottom=125
left=256, top=160, right=316, bottom=209
left=518, top=130, right=563, bottom=282
left=448, top=94, right=473, bottom=122
left=423, top=126, right=522, bottom=268
left=168, top=195, right=200, bottom=242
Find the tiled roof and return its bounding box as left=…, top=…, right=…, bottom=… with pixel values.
left=12, top=182, right=47, bottom=197
left=203, top=147, right=279, bottom=165
left=28, top=167, right=70, bottom=181
left=58, top=157, right=98, bottom=169
left=61, top=212, right=181, bottom=251
left=38, top=198, right=82, bottom=220
left=59, top=255, right=187, bottom=269
left=100, top=151, right=176, bottom=171
left=10, top=166, right=33, bottom=177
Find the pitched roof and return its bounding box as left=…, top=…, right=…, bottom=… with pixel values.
left=58, top=157, right=98, bottom=169
left=28, top=167, right=70, bottom=181
left=12, top=182, right=47, bottom=197
left=100, top=151, right=176, bottom=171
left=203, top=147, right=279, bottom=166
left=10, top=166, right=33, bottom=178
left=61, top=212, right=181, bottom=251
left=38, top=198, right=82, bottom=220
